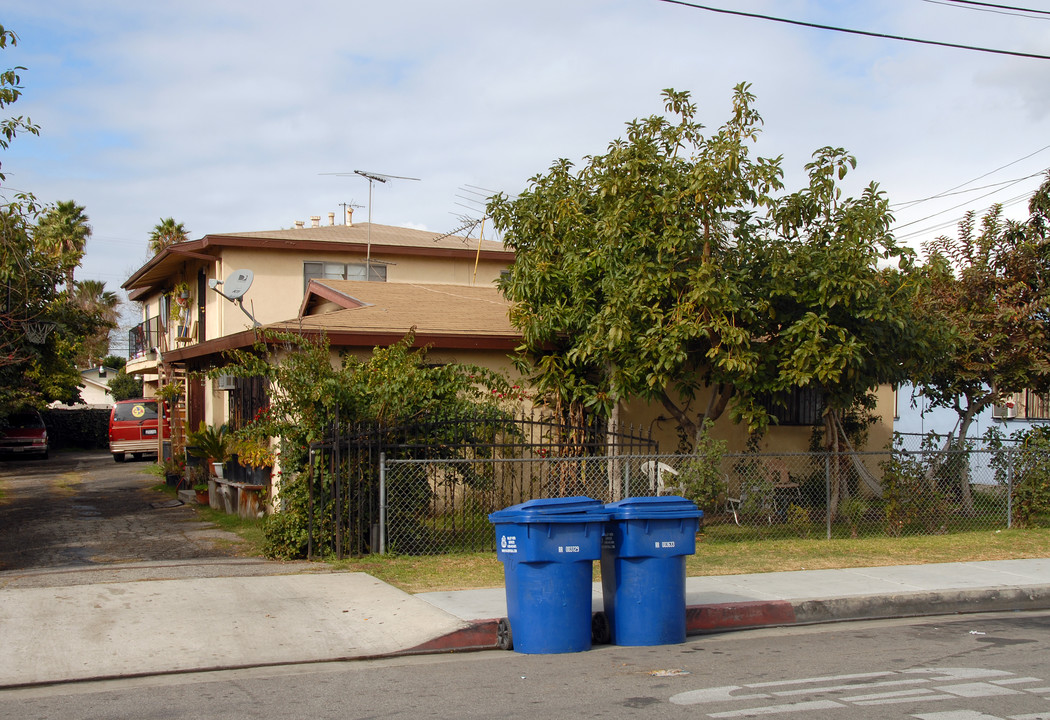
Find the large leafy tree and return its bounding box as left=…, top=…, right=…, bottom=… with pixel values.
left=919, top=173, right=1050, bottom=512
left=489, top=88, right=943, bottom=472
left=489, top=85, right=784, bottom=446
left=148, top=217, right=189, bottom=256
left=0, top=25, right=101, bottom=413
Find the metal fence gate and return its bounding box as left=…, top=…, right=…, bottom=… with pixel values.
left=304, top=410, right=657, bottom=559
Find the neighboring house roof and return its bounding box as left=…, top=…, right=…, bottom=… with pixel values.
left=123, top=222, right=512, bottom=299
left=163, top=280, right=519, bottom=365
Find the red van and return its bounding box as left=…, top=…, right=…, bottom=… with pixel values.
left=108, top=398, right=170, bottom=462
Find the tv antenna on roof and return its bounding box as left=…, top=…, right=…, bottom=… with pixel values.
left=320, top=169, right=420, bottom=281
left=208, top=269, right=261, bottom=327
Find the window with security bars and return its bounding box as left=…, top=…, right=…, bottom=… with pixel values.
left=1025, top=389, right=1050, bottom=420
left=764, top=386, right=825, bottom=426
left=303, top=261, right=387, bottom=291
left=228, top=375, right=269, bottom=430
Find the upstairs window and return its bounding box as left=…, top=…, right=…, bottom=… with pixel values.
left=304, top=261, right=387, bottom=291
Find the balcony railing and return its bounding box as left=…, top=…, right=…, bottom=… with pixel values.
left=129, top=316, right=163, bottom=359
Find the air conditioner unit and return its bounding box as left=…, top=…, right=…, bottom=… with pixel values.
left=216, top=374, right=237, bottom=391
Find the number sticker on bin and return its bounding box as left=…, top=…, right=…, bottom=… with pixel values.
left=500, top=535, right=518, bottom=554
left=655, top=541, right=676, bottom=549
left=558, top=545, right=580, bottom=553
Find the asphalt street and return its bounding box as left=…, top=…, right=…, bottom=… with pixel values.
left=2, top=610, right=1048, bottom=720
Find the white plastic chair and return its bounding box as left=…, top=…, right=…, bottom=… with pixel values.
left=642, top=460, right=680, bottom=496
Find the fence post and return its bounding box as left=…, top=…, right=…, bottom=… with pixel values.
left=307, top=447, right=315, bottom=561
left=1007, top=447, right=1014, bottom=530
left=379, top=452, right=387, bottom=554
left=825, top=453, right=832, bottom=540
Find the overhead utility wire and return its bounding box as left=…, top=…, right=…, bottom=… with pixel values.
left=895, top=192, right=1034, bottom=241
left=893, top=175, right=1037, bottom=230
left=940, top=0, right=1050, bottom=16
left=654, top=0, right=1050, bottom=60
left=923, top=0, right=1050, bottom=19
left=892, top=172, right=1045, bottom=209
left=891, top=144, right=1050, bottom=210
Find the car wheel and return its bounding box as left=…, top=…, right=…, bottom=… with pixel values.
left=113, top=453, right=125, bottom=463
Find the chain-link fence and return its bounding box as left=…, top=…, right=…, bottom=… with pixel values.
left=381, top=447, right=1050, bottom=554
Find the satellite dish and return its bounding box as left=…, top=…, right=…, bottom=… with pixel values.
left=208, top=269, right=261, bottom=327
left=223, top=269, right=254, bottom=300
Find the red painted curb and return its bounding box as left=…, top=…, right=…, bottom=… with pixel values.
left=686, top=600, right=797, bottom=633
left=399, top=619, right=500, bottom=655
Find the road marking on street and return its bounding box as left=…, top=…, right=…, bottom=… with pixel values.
left=669, top=667, right=1049, bottom=717
left=912, top=712, right=1011, bottom=719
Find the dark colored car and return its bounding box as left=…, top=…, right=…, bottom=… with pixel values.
left=108, top=398, right=170, bottom=462
left=0, top=410, right=49, bottom=459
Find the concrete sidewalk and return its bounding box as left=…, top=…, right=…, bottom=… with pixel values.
left=2, top=558, right=1050, bottom=689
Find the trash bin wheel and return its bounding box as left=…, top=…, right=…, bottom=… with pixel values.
left=497, top=618, right=513, bottom=651
left=591, top=611, right=611, bottom=645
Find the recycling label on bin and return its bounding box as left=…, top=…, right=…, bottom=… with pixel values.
left=500, top=535, right=518, bottom=553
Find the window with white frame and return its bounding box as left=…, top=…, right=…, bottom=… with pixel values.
left=304, top=261, right=386, bottom=291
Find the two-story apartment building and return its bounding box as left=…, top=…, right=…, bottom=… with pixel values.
left=122, top=211, right=516, bottom=437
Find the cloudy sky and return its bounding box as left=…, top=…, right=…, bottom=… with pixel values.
left=3, top=0, right=1050, bottom=343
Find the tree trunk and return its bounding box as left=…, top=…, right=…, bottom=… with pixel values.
left=954, top=392, right=983, bottom=516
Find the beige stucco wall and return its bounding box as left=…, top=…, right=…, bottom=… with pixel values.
left=620, top=384, right=898, bottom=455
left=209, top=248, right=507, bottom=338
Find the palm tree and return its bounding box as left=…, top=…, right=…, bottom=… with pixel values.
left=72, top=279, right=120, bottom=365
left=148, top=218, right=189, bottom=256
left=35, top=200, right=90, bottom=289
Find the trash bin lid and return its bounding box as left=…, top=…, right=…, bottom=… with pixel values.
left=604, top=495, right=703, bottom=520
left=489, top=496, right=609, bottom=524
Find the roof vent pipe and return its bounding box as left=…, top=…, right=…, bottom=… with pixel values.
left=328, top=212, right=335, bottom=226
left=345, top=207, right=354, bottom=226
left=310, top=215, right=320, bottom=228
left=295, top=220, right=305, bottom=229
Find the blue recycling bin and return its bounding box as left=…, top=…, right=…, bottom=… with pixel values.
left=489, top=497, right=609, bottom=654
left=600, top=496, right=703, bottom=646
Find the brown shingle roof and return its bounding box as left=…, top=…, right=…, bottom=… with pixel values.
left=282, top=280, right=516, bottom=338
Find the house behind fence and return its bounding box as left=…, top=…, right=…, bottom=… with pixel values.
left=305, top=413, right=1050, bottom=557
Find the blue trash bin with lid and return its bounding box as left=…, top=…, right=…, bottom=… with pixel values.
left=489, top=496, right=609, bottom=654
left=600, top=495, right=703, bottom=646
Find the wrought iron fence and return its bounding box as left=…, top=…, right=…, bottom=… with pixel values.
left=379, top=447, right=1050, bottom=554
left=303, top=410, right=657, bottom=559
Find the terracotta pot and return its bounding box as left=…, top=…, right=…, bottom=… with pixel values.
left=195, top=489, right=209, bottom=504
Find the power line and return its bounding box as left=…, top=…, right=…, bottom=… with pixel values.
left=938, top=0, right=1050, bottom=16
left=893, top=174, right=1037, bottom=230
left=922, top=0, right=1050, bottom=19
left=654, top=0, right=1050, bottom=60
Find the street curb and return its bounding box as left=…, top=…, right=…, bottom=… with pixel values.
left=788, top=585, right=1050, bottom=626
left=409, top=585, right=1050, bottom=654
left=399, top=619, right=501, bottom=655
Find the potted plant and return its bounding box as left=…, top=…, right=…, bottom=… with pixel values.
left=161, top=454, right=185, bottom=487
left=230, top=433, right=275, bottom=483
left=188, top=465, right=210, bottom=504
left=186, top=422, right=231, bottom=479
